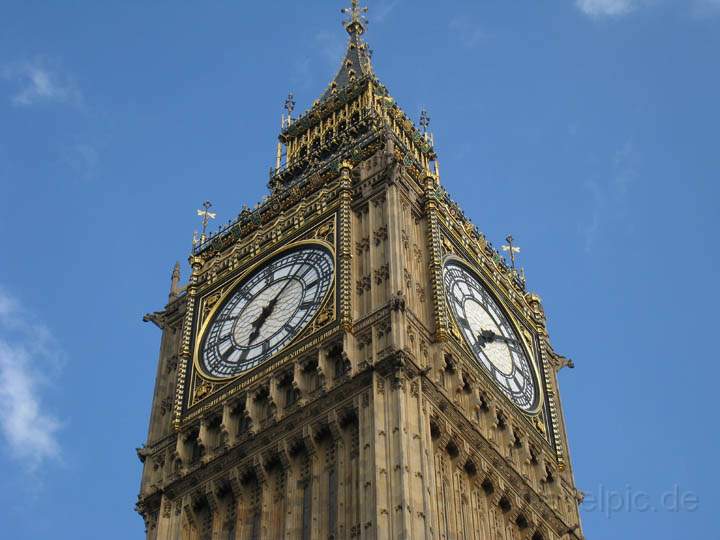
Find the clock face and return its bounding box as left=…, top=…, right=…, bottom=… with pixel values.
left=199, top=245, right=334, bottom=379
left=443, top=260, right=539, bottom=413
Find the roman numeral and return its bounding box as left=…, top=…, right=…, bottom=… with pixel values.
left=239, top=289, right=252, bottom=300
left=262, top=267, right=274, bottom=285
left=206, top=356, right=219, bottom=371
left=305, top=279, right=319, bottom=290
left=298, top=265, right=313, bottom=280
left=299, top=300, right=315, bottom=311
left=283, top=323, right=296, bottom=334
left=220, top=346, right=236, bottom=363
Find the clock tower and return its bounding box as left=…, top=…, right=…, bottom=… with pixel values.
left=137, top=3, right=585, bottom=539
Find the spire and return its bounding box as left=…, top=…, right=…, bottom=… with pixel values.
left=321, top=1, right=373, bottom=101
left=169, top=262, right=181, bottom=300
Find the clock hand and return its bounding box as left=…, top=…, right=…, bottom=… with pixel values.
left=248, top=299, right=277, bottom=344
left=246, top=277, right=296, bottom=345
left=477, top=329, right=496, bottom=347
left=260, top=275, right=300, bottom=322
left=248, top=313, right=267, bottom=345
left=477, top=329, right=519, bottom=348
left=273, top=274, right=298, bottom=304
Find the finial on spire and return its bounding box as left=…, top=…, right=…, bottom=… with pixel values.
left=318, top=1, right=373, bottom=102
left=281, top=91, right=295, bottom=155
left=341, top=0, right=368, bottom=36
left=284, top=93, right=295, bottom=121
left=420, top=108, right=435, bottom=146
left=420, top=109, right=431, bottom=134
left=169, top=262, right=181, bottom=299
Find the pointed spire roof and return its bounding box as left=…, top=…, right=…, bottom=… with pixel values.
left=321, top=1, right=374, bottom=101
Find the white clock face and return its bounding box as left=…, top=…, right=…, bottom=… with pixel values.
left=200, top=245, right=334, bottom=378
left=443, top=260, right=539, bottom=412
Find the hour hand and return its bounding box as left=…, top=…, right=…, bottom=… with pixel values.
left=248, top=298, right=279, bottom=344
left=247, top=317, right=262, bottom=344
left=477, top=329, right=518, bottom=347
left=247, top=326, right=261, bottom=345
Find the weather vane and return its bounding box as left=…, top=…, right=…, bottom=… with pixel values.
left=502, top=235, right=521, bottom=271
left=341, top=0, right=368, bottom=35
left=195, top=201, right=217, bottom=245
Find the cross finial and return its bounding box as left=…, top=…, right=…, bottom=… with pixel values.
left=341, top=0, right=368, bottom=35
left=284, top=93, right=295, bottom=119
left=502, top=235, right=521, bottom=271
left=282, top=92, right=296, bottom=129
left=196, top=200, right=217, bottom=244
left=420, top=109, right=431, bottom=134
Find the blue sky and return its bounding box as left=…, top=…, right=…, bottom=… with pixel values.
left=0, top=1, right=718, bottom=538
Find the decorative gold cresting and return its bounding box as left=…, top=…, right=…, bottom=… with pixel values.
left=341, top=0, right=368, bottom=35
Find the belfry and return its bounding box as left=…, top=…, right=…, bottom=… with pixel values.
left=137, top=3, right=584, bottom=539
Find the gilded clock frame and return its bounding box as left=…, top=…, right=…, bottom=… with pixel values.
left=175, top=210, right=342, bottom=426
left=442, top=254, right=545, bottom=416
left=191, top=239, right=337, bottom=383
left=433, top=218, right=558, bottom=453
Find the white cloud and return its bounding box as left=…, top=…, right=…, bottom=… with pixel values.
left=0, top=288, right=62, bottom=471
left=0, top=291, right=15, bottom=317
left=576, top=0, right=639, bottom=16
left=2, top=57, right=81, bottom=107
